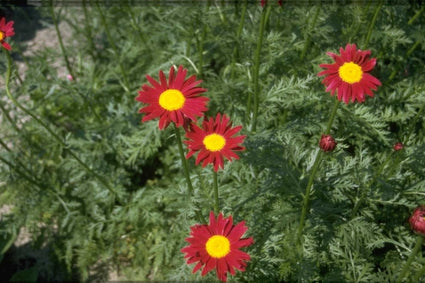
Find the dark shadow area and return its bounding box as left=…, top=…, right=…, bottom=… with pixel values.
left=0, top=5, right=50, bottom=52
left=0, top=240, right=80, bottom=282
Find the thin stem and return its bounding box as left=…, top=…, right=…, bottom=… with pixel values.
left=196, top=23, right=207, bottom=78
left=96, top=3, right=130, bottom=92
left=50, top=4, right=74, bottom=80
left=296, top=149, right=322, bottom=247
left=412, top=253, right=425, bottom=282
left=363, top=1, right=383, bottom=50
left=0, top=100, right=20, bottom=133
left=4, top=50, right=119, bottom=201
left=250, top=5, right=271, bottom=133
left=230, top=0, right=247, bottom=80
left=213, top=171, right=219, bottom=215
left=396, top=236, right=424, bottom=283
left=82, top=0, right=96, bottom=60
left=351, top=151, right=394, bottom=218
left=174, top=124, right=206, bottom=223
left=408, top=5, right=425, bottom=25
left=300, top=4, right=321, bottom=60
left=296, top=99, right=339, bottom=246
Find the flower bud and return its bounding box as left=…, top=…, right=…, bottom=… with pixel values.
left=319, top=134, right=336, bottom=152
left=409, top=206, right=425, bottom=236
left=393, top=142, right=403, bottom=151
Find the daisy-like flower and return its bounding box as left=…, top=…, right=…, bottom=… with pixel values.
left=409, top=206, right=425, bottom=236
left=136, top=65, right=208, bottom=130
left=185, top=113, right=246, bottom=172
left=181, top=211, right=254, bottom=282
left=318, top=43, right=381, bottom=104
left=0, top=17, right=15, bottom=51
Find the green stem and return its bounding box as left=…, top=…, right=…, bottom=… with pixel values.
left=250, top=5, right=271, bottom=133
left=0, top=99, right=20, bottom=134
left=50, top=4, right=74, bottom=80
left=408, top=6, right=425, bottom=25
left=230, top=0, right=247, bottom=80
left=412, top=252, right=425, bottom=282
left=197, top=23, right=207, bottom=78
left=396, top=236, right=424, bottom=283
left=174, top=125, right=206, bottom=223
left=82, top=0, right=96, bottom=60
left=296, top=99, right=339, bottom=246
left=4, top=50, right=119, bottom=201
left=213, top=171, right=219, bottom=215
left=96, top=3, right=130, bottom=92
left=363, top=1, right=383, bottom=50
left=300, top=4, right=321, bottom=60
left=350, top=150, right=394, bottom=218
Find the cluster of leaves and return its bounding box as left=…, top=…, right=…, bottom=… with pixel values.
left=0, top=1, right=425, bottom=282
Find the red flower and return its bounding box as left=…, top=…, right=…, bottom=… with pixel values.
left=0, top=17, right=15, bottom=51
left=393, top=142, right=403, bottom=151
left=136, top=65, right=208, bottom=130
left=318, top=43, right=381, bottom=103
left=185, top=113, right=246, bottom=172
left=319, top=134, right=336, bottom=152
left=409, top=206, right=425, bottom=236
left=260, top=0, right=267, bottom=7
left=181, top=211, right=254, bottom=282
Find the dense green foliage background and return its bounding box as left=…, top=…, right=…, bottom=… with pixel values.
left=1, top=1, right=425, bottom=282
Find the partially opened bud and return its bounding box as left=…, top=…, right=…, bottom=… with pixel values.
left=409, top=206, right=425, bottom=236
left=319, top=134, right=336, bottom=152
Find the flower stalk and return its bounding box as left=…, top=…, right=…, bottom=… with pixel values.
left=248, top=5, right=271, bottom=132
left=174, top=124, right=205, bottom=223
left=297, top=98, right=339, bottom=246
left=50, top=4, right=75, bottom=80
left=213, top=171, right=219, bottom=214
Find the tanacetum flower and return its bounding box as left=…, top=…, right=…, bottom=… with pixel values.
left=393, top=142, right=404, bottom=151
left=185, top=113, right=246, bottom=172
left=319, top=134, right=336, bottom=152
left=409, top=206, right=425, bottom=236
left=0, top=17, right=15, bottom=51
left=181, top=211, right=254, bottom=282
left=318, top=43, right=381, bottom=104
left=136, top=65, right=208, bottom=130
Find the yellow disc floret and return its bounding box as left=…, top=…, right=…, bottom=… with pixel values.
left=205, top=235, right=231, bottom=258
left=158, top=89, right=185, bottom=111
left=0, top=31, right=4, bottom=41
left=338, top=62, right=363, bottom=84
left=203, top=134, right=226, bottom=152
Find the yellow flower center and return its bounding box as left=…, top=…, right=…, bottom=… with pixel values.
left=338, top=62, right=363, bottom=84
left=203, top=134, right=226, bottom=152
left=205, top=235, right=231, bottom=258
left=0, top=31, right=4, bottom=41
left=158, top=89, right=185, bottom=111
